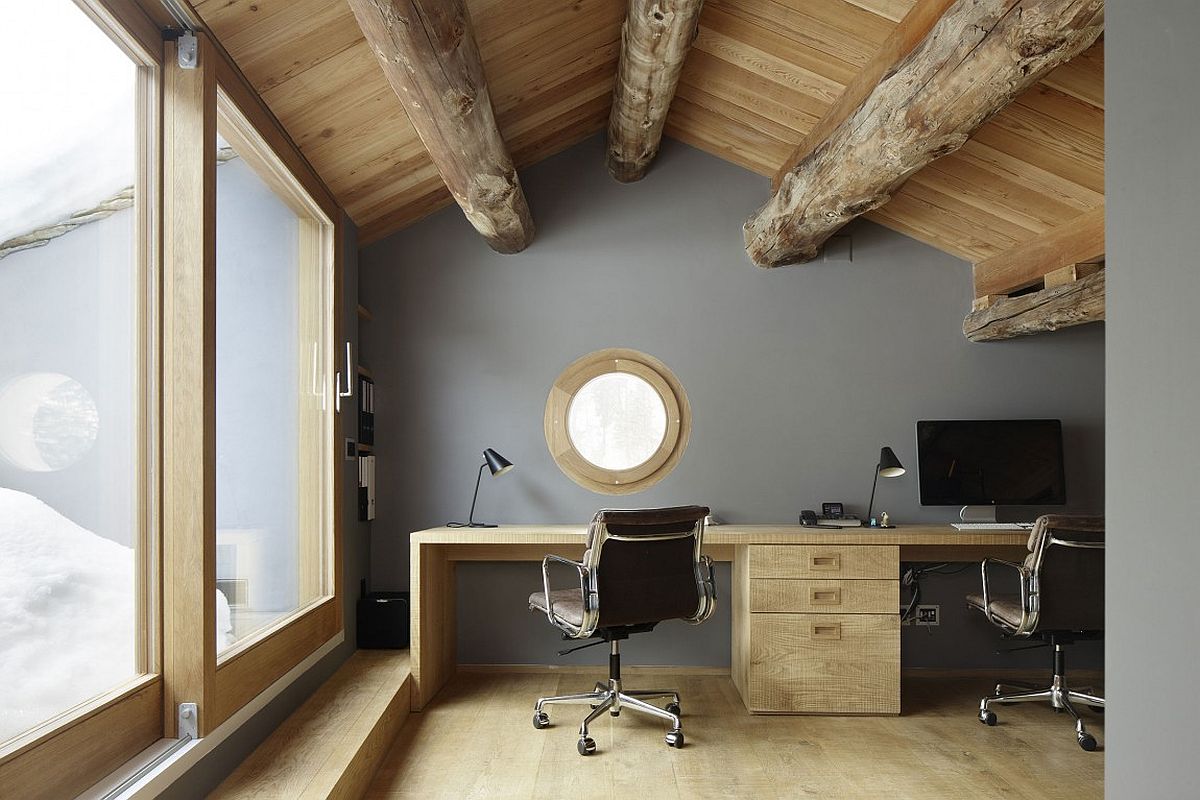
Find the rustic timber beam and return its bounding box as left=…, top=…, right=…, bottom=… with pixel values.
left=346, top=0, right=534, bottom=253
left=964, top=268, right=1104, bottom=341
left=743, top=0, right=1104, bottom=268
left=973, top=205, right=1105, bottom=298
left=607, top=0, right=705, bottom=182
left=770, top=0, right=957, bottom=192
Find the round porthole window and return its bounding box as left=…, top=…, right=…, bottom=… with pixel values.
left=545, top=348, right=690, bottom=494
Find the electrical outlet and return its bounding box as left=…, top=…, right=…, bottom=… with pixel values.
left=916, top=605, right=940, bottom=626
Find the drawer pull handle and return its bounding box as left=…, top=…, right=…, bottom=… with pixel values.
left=811, top=623, right=842, bottom=640
left=810, top=588, right=841, bottom=605
left=810, top=553, right=841, bottom=571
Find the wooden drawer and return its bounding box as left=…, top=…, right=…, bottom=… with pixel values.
left=748, top=545, right=898, bottom=579
left=748, top=613, right=899, bottom=714
left=750, top=579, right=897, bottom=614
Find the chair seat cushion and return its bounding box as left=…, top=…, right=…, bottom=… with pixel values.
left=529, top=589, right=585, bottom=627
left=966, top=593, right=1025, bottom=629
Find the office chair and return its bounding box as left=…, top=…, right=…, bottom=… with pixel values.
left=527, top=506, right=715, bottom=755
left=967, top=514, right=1105, bottom=750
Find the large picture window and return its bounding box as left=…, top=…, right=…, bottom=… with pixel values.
left=214, top=90, right=335, bottom=659
left=0, top=0, right=156, bottom=754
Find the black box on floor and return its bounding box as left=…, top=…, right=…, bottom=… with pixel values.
left=357, top=591, right=410, bottom=649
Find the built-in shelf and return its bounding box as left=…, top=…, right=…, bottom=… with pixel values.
left=357, top=365, right=374, bottom=379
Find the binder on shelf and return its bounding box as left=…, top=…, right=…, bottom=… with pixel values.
left=358, top=454, right=376, bottom=521
left=358, top=374, right=375, bottom=446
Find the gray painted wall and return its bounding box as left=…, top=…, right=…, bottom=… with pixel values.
left=158, top=215, right=368, bottom=800
left=1106, top=3, right=1199, bottom=796
left=360, top=134, right=1105, bottom=668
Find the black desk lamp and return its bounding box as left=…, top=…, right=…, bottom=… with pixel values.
left=447, top=448, right=513, bottom=528
left=864, top=446, right=905, bottom=528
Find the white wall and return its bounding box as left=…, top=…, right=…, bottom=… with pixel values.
left=1106, top=2, right=1200, bottom=795
left=0, top=207, right=136, bottom=546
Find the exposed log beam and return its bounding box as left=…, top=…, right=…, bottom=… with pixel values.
left=964, top=268, right=1104, bottom=341
left=770, top=0, right=957, bottom=192
left=973, top=204, right=1104, bottom=298
left=346, top=0, right=534, bottom=254
left=607, top=0, right=705, bottom=182
left=743, top=0, right=1104, bottom=268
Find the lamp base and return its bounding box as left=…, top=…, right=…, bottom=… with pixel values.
left=446, top=521, right=499, bottom=528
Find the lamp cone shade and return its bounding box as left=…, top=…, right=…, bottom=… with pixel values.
left=878, top=446, right=905, bottom=478
left=483, top=448, right=514, bottom=476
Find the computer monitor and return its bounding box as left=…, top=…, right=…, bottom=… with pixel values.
left=916, top=419, right=1066, bottom=519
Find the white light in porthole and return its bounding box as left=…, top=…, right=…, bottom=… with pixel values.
left=0, top=373, right=100, bottom=472
left=567, top=372, right=667, bottom=471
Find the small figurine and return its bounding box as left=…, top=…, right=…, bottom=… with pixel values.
left=880, top=511, right=890, bottom=528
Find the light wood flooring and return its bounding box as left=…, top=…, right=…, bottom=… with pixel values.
left=366, top=668, right=1103, bottom=800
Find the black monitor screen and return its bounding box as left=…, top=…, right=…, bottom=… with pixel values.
left=916, top=420, right=1066, bottom=506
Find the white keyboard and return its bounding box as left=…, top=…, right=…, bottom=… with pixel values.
left=951, top=522, right=1033, bottom=531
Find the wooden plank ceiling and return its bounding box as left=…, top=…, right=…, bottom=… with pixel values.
left=192, top=0, right=1103, bottom=259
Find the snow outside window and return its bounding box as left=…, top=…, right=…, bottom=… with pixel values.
left=0, top=0, right=145, bottom=748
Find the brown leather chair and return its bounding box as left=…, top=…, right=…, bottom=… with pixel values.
left=528, top=506, right=715, bottom=755
left=967, top=514, right=1105, bottom=750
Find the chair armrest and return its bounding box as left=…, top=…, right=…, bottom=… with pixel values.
left=1048, top=536, right=1105, bottom=549
left=685, top=555, right=717, bottom=624
left=980, top=558, right=1031, bottom=630
left=541, top=554, right=590, bottom=634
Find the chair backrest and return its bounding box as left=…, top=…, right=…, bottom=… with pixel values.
left=1024, top=514, right=1105, bottom=632
left=582, top=505, right=712, bottom=629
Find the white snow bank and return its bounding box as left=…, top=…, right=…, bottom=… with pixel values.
left=0, top=2, right=135, bottom=244
left=0, top=487, right=135, bottom=744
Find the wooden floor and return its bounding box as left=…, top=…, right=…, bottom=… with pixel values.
left=366, top=669, right=1103, bottom=800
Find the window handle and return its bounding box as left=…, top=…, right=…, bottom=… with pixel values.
left=336, top=341, right=353, bottom=412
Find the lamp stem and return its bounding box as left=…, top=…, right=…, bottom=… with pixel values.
left=866, top=465, right=881, bottom=525
left=466, top=462, right=486, bottom=526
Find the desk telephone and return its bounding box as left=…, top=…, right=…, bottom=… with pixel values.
left=800, top=503, right=862, bottom=528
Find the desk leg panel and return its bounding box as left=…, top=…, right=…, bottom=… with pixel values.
left=410, top=542, right=457, bottom=711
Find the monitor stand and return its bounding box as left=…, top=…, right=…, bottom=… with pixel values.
left=959, top=505, right=998, bottom=523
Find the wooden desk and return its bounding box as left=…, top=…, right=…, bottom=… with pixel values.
left=409, top=525, right=1028, bottom=712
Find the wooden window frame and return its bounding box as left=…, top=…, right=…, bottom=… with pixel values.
left=0, top=2, right=164, bottom=798
left=544, top=348, right=692, bottom=494
left=161, top=31, right=345, bottom=737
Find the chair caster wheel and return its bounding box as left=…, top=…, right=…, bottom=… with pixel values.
left=610, top=710, right=620, bottom=717
left=532, top=711, right=550, bottom=730
left=1078, top=732, right=1097, bottom=752
left=665, top=702, right=681, bottom=717
left=979, top=710, right=997, bottom=726
left=665, top=729, right=685, bottom=748
left=577, top=736, right=596, bottom=756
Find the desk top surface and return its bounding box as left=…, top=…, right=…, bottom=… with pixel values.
left=411, top=524, right=1030, bottom=547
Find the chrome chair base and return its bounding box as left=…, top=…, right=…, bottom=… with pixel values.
left=533, top=677, right=684, bottom=755
left=979, top=672, right=1105, bottom=751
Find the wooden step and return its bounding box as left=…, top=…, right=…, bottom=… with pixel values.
left=211, top=650, right=411, bottom=800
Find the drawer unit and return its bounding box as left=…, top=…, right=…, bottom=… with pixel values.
left=747, top=613, right=900, bottom=714
left=748, top=545, right=898, bottom=579
left=732, top=543, right=901, bottom=714
left=749, top=578, right=898, bottom=614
